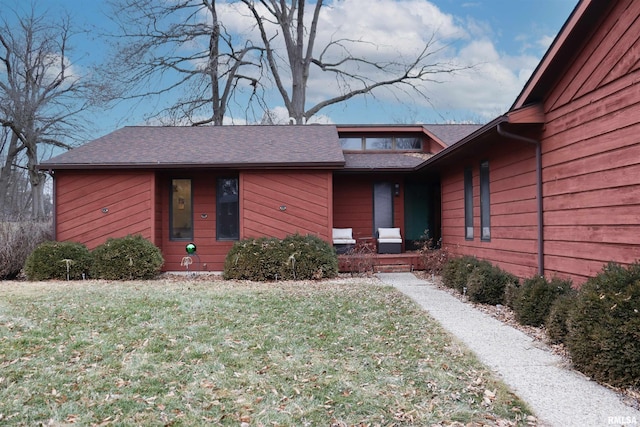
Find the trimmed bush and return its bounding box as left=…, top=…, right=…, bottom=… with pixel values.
left=91, top=235, right=164, bottom=280
left=441, top=255, right=482, bottom=293
left=511, top=276, right=573, bottom=326
left=465, top=260, right=518, bottom=305
left=281, top=234, right=338, bottom=280
left=224, top=237, right=284, bottom=281
left=566, top=262, right=640, bottom=387
left=24, top=241, right=92, bottom=281
left=224, top=234, right=338, bottom=281
left=0, top=221, right=52, bottom=279
left=545, top=292, right=577, bottom=344
left=441, top=255, right=517, bottom=305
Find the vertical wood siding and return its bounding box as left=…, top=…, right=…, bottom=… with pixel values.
left=241, top=171, right=333, bottom=241
left=440, top=141, right=539, bottom=278
left=541, top=0, right=640, bottom=283
left=55, top=171, right=155, bottom=250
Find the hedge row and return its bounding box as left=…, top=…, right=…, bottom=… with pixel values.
left=24, top=235, right=164, bottom=281
left=442, top=255, right=640, bottom=388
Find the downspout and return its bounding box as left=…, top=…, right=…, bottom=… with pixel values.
left=496, top=123, right=544, bottom=276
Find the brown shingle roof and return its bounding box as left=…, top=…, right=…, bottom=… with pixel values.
left=41, top=125, right=345, bottom=170
left=342, top=152, right=432, bottom=171
left=422, top=124, right=484, bottom=146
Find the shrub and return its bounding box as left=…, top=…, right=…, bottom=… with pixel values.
left=419, top=246, right=451, bottom=276
left=281, top=234, right=338, bottom=280
left=465, top=260, right=518, bottom=305
left=545, top=292, right=577, bottom=344
left=91, top=235, right=164, bottom=280
left=224, top=234, right=338, bottom=281
left=223, top=237, right=284, bottom=281
left=24, top=241, right=92, bottom=281
left=0, top=221, right=52, bottom=279
left=341, top=241, right=375, bottom=276
left=441, top=255, right=482, bottom=292
left=566, top=262, right=640, bottom=387
left=511, top=276, right=573, bottom=326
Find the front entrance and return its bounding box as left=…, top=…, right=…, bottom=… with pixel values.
left=373, top=182, right=394, bottom=235
left=404, top=181, right=435, bottom=250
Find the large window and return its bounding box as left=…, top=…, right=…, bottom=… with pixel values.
left=464, top=167, right=473, bottom=240
left=217, top=177, right=239, bottom=240
left=480, top=160, right=491, bottom=241
left=170, top=179, right=193, bottom=240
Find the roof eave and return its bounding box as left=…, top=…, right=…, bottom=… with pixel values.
left=40, top=161, right=346, bottom=171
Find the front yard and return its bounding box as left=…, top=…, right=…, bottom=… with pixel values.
left=0, top=277, right=533, bottom=426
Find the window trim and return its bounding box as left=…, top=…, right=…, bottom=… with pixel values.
left=169, top=178, right=193, bottom=241
left=480, top=160, right=491, bottom=241
left=463, top=167, right=474, bottom=240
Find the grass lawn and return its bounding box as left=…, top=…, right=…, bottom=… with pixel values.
left=0, top=278, right=533, bottom=426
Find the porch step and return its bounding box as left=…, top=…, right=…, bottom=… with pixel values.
left=375, top=264, right=413, bottom=273
left=338, top=252, right=423, bottom=273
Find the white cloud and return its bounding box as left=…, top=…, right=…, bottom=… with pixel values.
left=209, top=0, right=548, bottom=122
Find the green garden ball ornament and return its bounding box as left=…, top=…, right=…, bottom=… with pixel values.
left=186, top=243, right=196, bottom=254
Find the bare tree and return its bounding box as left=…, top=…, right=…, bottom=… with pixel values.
left=105, top=0, right=266, bottom=126
left=0, top=5, right=101, bottom=219
left=240, top=0, right=472, bottom=124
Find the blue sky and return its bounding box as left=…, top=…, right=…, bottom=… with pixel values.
left=2, top=0, right=578, bottom=141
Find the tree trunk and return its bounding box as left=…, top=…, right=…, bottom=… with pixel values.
left=0, top=133, right=22, bottom=218
left=26, top=144, right=46, bottom=220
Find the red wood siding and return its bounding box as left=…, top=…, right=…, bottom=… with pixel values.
left=241, top=171, right=332, bottom=241
left=157, top=171, right=234, bottom=272
left=55, top=171, right=155, bottom=250
left=440, top=141, right=539, bottom=278
left=540, top=0, right=640, bottom=284
left=333, top=174, right=405, bottom=246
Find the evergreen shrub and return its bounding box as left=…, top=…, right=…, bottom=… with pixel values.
left=24, top=240, right=92, bottom=281
left=465, top=260, right=518, bottom=305
left=545, top=292, right=577, bottom=344
left=90, top=235, right=164, bottom=280
left=441, top=255, right=482, bottom=292
left=512, top=276, right=573, bottom=326
left=224, top=234, right=338, bottom=281
left=566, top=262, right=640, bottom=387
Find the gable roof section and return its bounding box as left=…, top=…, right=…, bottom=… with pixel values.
left=422, top=124, right=483, bottom=146
left=512, top=0, right=612, bottom=109
left=41, top=125, right=345, bottom=170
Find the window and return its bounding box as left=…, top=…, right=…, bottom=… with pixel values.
left=480, top=160, right=491, bottom=241
left=170, top=179, right=193, bottom=240
left=338, top=136, right=422, bottom=151
left=464, top=167, right=473, bottom=240
left=396, top=137, right=421, bottom=150
left=365, top=137, right=393, bottom=150
left=339, top=137, right=363, bottom=150
left=217, top=177, right=239, bottom=240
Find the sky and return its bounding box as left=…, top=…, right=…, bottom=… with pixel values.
left=1, top=0, right=579, bottom=143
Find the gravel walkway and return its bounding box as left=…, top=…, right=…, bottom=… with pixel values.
left=377, top=272, right=640, bottom=427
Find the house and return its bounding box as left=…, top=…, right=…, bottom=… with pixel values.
left=41, top=124, right=479, bottom=271
left=421, top=0, right=640, bottom=284
left=43, top=0, right=637, bottom=284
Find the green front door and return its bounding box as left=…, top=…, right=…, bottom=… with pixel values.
left=404, top=182, right=432, bottom=250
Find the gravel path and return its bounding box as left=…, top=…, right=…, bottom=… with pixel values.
left=377, top=272, right=640, bottom=427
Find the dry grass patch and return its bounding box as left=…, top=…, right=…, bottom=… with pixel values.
left=0, top=278, right=533, bottom=426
